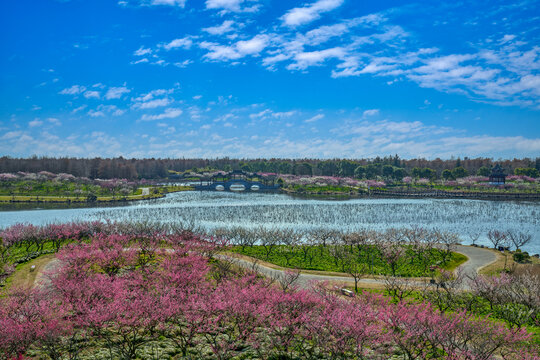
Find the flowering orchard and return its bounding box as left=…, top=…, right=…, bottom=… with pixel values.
left=275, top=173, right=540, bottom=193
left=0, top=171, right=151, bottom=199
left=0, top=224, right=539, bottom=359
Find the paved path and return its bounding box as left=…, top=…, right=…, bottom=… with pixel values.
left=141, top=187, right=150, bottom=196
left=454, top=245, right=497, bottom=278
left=221, top=245, right=498, bottom=290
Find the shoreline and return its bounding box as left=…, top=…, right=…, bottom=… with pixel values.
left=282, top=188, right=540, bottom=201
left=3, top=187, right=540, bottom=205
left=0, top=186, right=193, bottom=205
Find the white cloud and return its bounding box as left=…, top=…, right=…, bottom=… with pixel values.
left=200, top=42, right=242, bottom=61
left=302, top=14, right=384, bottom=46
left=288, top=47, right=345, bottom=70
left=142, top=0, right=186, bottom=6
left=201, top=34, right=268, bottom=61
left=134, top=46, right=152, bottom=56
left=47, top=118, right=61, bottom=125
left=249, top=109, right=272, bottom=119
left=88, top=105, right=125, bottom=117
left=272, top=111, right=296, bottom=118
left=29, top=120, right=43, bottom=127
left=1, top=131, right=23, bottom=140
left=134, top=88, right=174, bottom=102
left=131, top=58, right=149, bottom=65
left=333, top=119, right=438, bottom=139
left=500, top=34, right=516, bottom=44
left=203, top=20, right=236, bottom=35
left=88, top=110, right=105, bottom=117
left=71, top=105, right=87, bottom=114
left=205, top=0, right=260, bottom=13
left=59, top=85, right=86, bottom=95
left=305, top=114, right=324, bottom=123
left=105, top=86, right=130, bottom=100
left=173, top=60, right=192, bottom=68
left=84, top=90, right=100, bottom=99
left=162, top=37, right=193, bottom=50
left=135, top=98, right=172, bottom=109
left=281, top=0, right=344, bottom=27
left=236, top=34, right=268, bottom=55
left=362, top=109, right=379, bottom=117
left=140, top=108, right=183, bottom=121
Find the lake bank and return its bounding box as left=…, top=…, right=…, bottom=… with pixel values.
left=1, top=191, right=538, bottom=255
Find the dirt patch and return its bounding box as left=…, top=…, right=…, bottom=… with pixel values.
left=478, top=248, right=540, bottom=275
left=34, top=258, right=62, bottom=289
left=510, top=263, right=540, bottom=277
left=3, top=254, right=57, bottom=291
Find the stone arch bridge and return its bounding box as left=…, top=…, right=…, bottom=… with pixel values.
left=170, top=170, right=281, bottom=192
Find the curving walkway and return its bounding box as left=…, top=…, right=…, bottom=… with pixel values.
left=454, top=245, right=497, bottom=278
left=220, top=245, right=498, bottom=290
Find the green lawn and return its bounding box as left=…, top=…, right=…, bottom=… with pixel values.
left=285, top=184, right=360, bottom=194
left=232, top=244, right=467, bottom=277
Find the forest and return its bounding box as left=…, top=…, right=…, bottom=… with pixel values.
left=1, top=156, right=539, bottom=180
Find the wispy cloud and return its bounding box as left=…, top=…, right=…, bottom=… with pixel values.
left=281, top=0, right=344, bottom=27
left=305, top=114, right=324, bottom=123
left=362, top=109, right=379, bottom=117
left=140, top=107, right=183, bottom=121
left=134, top=98, right=172, bottom=109
left=105, top=86, right=131, bottom=100
left=29, top=120, right=43, bottom=127
left=205, top=0, right=260, bottom=14
left=83, top=90, right=100, bottom=99
left=122, top=0, right=186, bottom=7
left=59, top=85, right=86, bottom=95
left=134, top=46, right=152, bottom=56
left=202, top=20, right=236, bottom=36
left=200, top=34, right=269, bottom=61
left=162, top=37, right=193, bottom=50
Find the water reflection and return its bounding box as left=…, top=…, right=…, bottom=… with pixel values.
left=0, top=191, right=538, bottom=254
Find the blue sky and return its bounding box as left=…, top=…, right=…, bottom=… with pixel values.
left=1, top=0, right=539, bottom=159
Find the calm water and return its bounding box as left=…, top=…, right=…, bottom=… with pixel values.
left=1, top=191, right=539, bottom=254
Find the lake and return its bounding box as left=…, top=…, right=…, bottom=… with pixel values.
left=1, top=191, right=539, bottom=254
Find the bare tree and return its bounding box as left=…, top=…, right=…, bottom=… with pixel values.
left=328, top=236, right=348, bottom=272
left=487, top=230, right=506, bottom=249
left=506, top=230, right=532, bottom=251
left=421, top=268, right=466, bottom=312
left=343, top=253, right=368, bottom=293
left=436, top=230, right=459, bottom=265
left=313, top=229, right=339, bottom=256
left=466, top=230, right=482, bottom=246
left=383, top=275, right=415, bottom=302
left=258, top=227, right=279, bottom=260
left=277, top=268, right=302, bottom=292
left=212, top=257, right=235, bottom=284
left=278, top=229, right=299, bottom=267
left=364, top=231, right=381, bottom=274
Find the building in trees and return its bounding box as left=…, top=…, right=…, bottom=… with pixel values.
left=489, top=164, right=506, bottom=185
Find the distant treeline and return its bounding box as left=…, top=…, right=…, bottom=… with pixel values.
left=1, top=156, right=539, bottom=180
